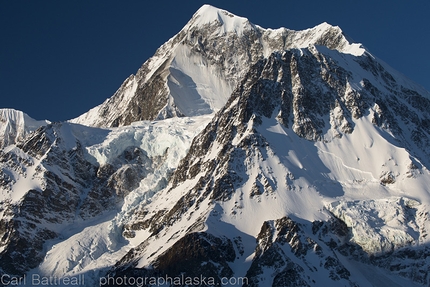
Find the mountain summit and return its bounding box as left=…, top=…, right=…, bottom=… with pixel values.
left=1, top=5, right=430, bottom=287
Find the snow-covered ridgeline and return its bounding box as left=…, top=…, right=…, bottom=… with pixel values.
left=69, top=5, right=368, bottom=128
left=68, top=75, right=138, bottom=127
left=189, top=5, right=365, bottom=56
left=0, top=108, right=49, bottom=147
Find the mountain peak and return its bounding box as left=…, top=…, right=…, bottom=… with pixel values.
left=187, top=4, right=251, bottom=35
left=72, top=6, right=364, bottom=128
left=315, top=21, right=339, bottom=30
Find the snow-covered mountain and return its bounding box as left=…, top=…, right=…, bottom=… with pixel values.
left=1, top=4, right=430, bottom=287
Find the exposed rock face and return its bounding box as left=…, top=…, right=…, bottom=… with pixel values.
left=244, top=217, right=353, bottom=287
left=109, top=232, right=235, bottom=287
left=0, top=124, right=85, bottom=274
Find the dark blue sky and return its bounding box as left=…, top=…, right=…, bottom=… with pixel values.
left=1, top=0, right=429, bottom=121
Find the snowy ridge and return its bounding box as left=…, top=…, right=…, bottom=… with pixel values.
left=69, top=75, right=138, bottom=127
left=189, top=5, right=365, bottom=56
left=260, top=22, right=365, bottom=57
left=0, top=108, right=49, bottom=147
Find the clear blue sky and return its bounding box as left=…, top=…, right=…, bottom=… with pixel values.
left=1, top=0, right=429, bottom=121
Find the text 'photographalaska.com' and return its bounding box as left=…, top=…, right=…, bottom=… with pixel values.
left=99, top=274, right=249, bottom=286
